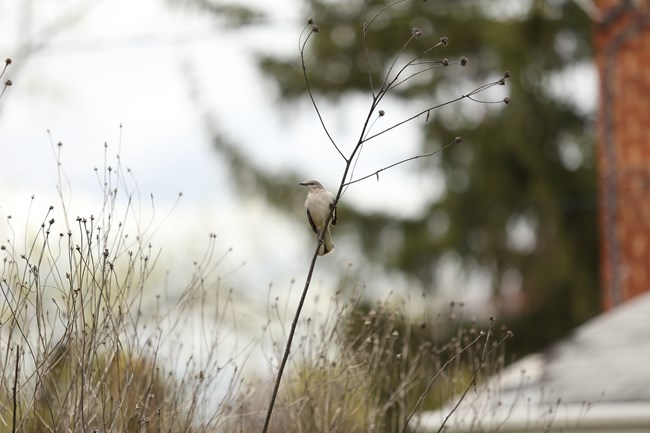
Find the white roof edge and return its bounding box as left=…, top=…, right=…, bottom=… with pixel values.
left=416, top=402, right=650, bottom=432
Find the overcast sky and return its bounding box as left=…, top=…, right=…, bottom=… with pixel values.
left=0, top=0, right=597, bottom=314
left=0, top=0, right=442, bottom=318
left=0, top=0, right=600, bottom=388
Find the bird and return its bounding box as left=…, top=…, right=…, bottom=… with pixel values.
left=299, top=180, right=337, bottom=255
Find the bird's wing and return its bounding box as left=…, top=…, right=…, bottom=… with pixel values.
left=306, top=209, right=318, bottom=234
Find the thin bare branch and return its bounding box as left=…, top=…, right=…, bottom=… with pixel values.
left=365, top=96, right=464, bottom=144
left=12, top=345, right=19, bottom=433
left=261, top=211, right=335, bottom=433
left=0, top=80, right=12, bottom=99
left=0, top=58, right=11, bottom=80
left=399, top=333, right=484, bottom=433
left=390, top=58, right=465, bottom=91
left=262, top=5, right=511, bottom=430
left=379, top=34, right=417, bottom=95
left=340, top=98, right=382, bottom=192
left=381, top=39, right=445, bottom=96
left=344, top=137, right=461, bottom=187
left=366, top=0, right=408, bottom=30
left=362, top=75, right=509, bottom=144
left=342, top=143, right=365, bottom=197
left=362, top=1, right=376, bottom=96
left=436, top=328, right=514, bottom=433
left=300, top=23, right=347, bottom=161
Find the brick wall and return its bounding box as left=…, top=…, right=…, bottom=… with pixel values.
left=594, top=1, right=650, bottom=309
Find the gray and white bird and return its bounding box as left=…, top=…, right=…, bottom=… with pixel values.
left=299, top=180, right=337, bottom=255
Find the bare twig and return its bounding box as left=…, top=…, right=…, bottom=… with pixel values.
left=435, top=327, right=514, bottom=433
left=261, top=6, right=510, bottom=432
left=362, top=73, right=510, bottom=144
left=12, top=345, right=19, bottom=433
left=0, top=80, right=12, bottom=99
left=0, top=58, right=11, bottom=79
left=399, top=333, right=484, bottom=433
left=366, top=0, right=408, bottom=29
left=0, top=58, right=12, bottom=100
left=261, top=242, right=323, bottom=433
left=389, top=57, right=465, bottom=91
left=380, top=37, right=447, bottom=98
left=299, top=23, right=346, bottom=161
left=362, top=1, right=376, bottom=96
left=344, top=137, right=461, bottom=187
left=380, top=33, right=419, bottom=95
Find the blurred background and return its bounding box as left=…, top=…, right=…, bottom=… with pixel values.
left=0, top=0, right=600, bottom=361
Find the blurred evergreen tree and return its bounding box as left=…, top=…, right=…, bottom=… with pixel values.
left=262, top=0, right=598, bottom=356
left=186, top=0, right=600, bottom=357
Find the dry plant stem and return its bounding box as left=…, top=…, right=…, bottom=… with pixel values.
left=261, top=242, right=323, bottom=433
left=435, top=330, right=513, bottom=433
left=0, top=59, right=11, bottom=100
left=362, top=75, right=508, bottom=144
left=344, top=137, right=460, bottom=187
left=262, top=15, right=509, bottom=433
left=1, top=59, right=10, bottom=79
left=12, top=345, right=19, bottom=433
left=362, top=0, right=410, bottom=96
left=0, top=82, right=10, bottom=99
left=399, top=333, right=483, bottom=433
left=300, top=27, right=345, bottom=160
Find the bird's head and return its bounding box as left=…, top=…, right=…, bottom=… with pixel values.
left=299, top=180, right=324, bottom=192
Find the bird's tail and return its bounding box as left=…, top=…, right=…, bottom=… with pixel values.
left=318, top=227, right=334, bottom=256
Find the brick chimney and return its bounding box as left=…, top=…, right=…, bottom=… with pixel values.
left=594, top=1, right=650, bottom=309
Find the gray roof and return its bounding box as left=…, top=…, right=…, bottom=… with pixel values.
left=538, top=291, right=650, bottom=403
left=416, top=292, right=650, bottom=432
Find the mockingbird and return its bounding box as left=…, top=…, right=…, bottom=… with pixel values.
left=300, top=180, right=337, bottom=255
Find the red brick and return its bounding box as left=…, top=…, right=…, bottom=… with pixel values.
left=595, top=2, right=650, bottom=309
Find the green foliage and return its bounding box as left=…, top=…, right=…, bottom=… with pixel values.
left=255, top=0, right=600, bottom=356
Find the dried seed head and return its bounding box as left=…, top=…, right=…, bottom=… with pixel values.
left=454, top=136, right=462, bottom=144
left=5, top=58, right=11, bottom=65
left=5, top=80, right=12, bottom=86
left=440, top=36, right=449, bottom=46
left=378, top=109, right=385, bottom=116
left=441, top=58, right=449, bottom=66
left=307, top=18, right=314, bottom=25
left=460, top=56, right=468, bottom=66
left=504, top=97, right=511, bottom=104
left=312, top=25, right=319, bottom=33
left=412, top=27, right=423, bottom=38
left=504, top=70, right=511, bottom=78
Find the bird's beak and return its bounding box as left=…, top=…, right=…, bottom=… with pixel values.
left=299, top=182, right=307, bottom=186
